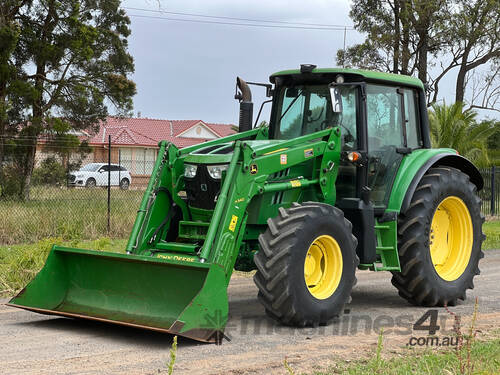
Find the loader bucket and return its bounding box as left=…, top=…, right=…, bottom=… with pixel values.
left=7, top=246, right=229, bottom=343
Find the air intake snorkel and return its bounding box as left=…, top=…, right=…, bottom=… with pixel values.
left=235, top=77, right=253, bottom=132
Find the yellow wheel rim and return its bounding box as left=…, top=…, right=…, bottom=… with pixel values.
left=304, top=235, right=343, bottom=299
left=430, top=196, right=473, bottom=281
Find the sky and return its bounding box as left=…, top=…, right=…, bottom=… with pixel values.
left=120, top=0, right=497, bottom=125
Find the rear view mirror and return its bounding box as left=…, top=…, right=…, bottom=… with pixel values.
left=329, top=85, right=343, bottom=113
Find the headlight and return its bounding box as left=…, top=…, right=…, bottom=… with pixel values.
left=184, top=164, right=198, bottom=178
left=207, top=164, right=229, bottom=179
left=76, top=174, right=83, bottom=178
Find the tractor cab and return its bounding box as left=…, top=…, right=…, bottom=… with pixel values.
left=266, top=65, right=429, bottom=210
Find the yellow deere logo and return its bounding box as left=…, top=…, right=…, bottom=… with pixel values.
left=229, top=215, right=238, bottom=232
left=250, top=164, right=258, bottom=174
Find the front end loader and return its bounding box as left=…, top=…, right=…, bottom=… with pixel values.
left=9, top=66, right=485, bottom=342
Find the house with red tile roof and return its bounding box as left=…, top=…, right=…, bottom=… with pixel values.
left=82, top=117, right=235, bottom=186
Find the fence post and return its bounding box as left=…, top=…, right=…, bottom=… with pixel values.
left=492, top=165, right=496, bottom=216
left=107, top=135, right=111, bottom=234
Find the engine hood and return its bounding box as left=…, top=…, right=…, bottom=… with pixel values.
left=183, top=140, right=285, bottom=164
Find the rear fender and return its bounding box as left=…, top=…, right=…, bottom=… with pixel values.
left=387, top=149, right=483, bottom=214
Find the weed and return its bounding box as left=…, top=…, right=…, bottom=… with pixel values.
left=167, top=336, right=177, bottom=375
left=375, top=328, right=384, bottom=369
left=283, top=356, right=295, bottom=375
left=445, top=298, right=479, bottom=375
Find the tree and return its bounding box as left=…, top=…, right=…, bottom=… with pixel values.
left=0, top=1, right=35, bottom=195
left=5, top=0, right=135, bottom=200
left=338, top=0, right=499, bottom=110
left=339, top=0, right=448, bottom=83
left=41, top=118, right=91, bottom=172
left=428, top=0, right=500, bottom=106
left=428, top=102, right=498, bottom=167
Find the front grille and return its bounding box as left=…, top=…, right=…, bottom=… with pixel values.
left=184, top=165, right=221, bottom=210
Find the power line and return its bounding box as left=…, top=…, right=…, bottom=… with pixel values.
left=123, top=6, right=355, bottom=29
left=127, top=13, right=354, bottom=31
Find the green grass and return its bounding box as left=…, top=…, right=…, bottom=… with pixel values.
left=0, top=237, right=126, bottom=296
left=0, top=186, right=142, bottom=245
left=309, top=338, right=500, bottom=375
left=483, top=220, right=500, bottom=250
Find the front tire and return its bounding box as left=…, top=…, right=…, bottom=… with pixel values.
left=119, top=178, right=130, bottom=190
left=85, top=178, right=96, bottom=188
left=254, top=202, right=358, bottom=327
left=392, top=167, right=485, bottom=306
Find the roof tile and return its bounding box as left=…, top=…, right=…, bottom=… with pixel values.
left=87, top=117, right=236, bottom=148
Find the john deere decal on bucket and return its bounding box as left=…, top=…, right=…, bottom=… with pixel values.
left=9, top=68, right=485, bottom=343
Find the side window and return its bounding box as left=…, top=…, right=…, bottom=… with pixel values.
left=338, top=87, right=357, bottom=151
left=403, top=89, right=422, bottom=149
left=279, top=89, right=306, bottom=139
left=302, top=92, right=328, bottom=135
left=99, top=165, right=109, bottom=172
left=110, top=165, right=120, bottom=172
left=366, top=85, right=404, bottom=150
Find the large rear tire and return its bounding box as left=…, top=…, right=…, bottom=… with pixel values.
left=254, top=202, right=358, bottom=327
left=392, top=167, right=485, bottom=306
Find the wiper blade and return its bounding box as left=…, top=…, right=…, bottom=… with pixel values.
left=280, top=89, right=303, bottom=121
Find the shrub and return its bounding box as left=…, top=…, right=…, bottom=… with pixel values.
left=32, top=156, right=67, bottom=186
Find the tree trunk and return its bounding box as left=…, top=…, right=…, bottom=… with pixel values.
left=20, top=61, right=45, bottom=201
left=400, top=0, right=411, bottom=75
left=20, top=137, right=36, bottom=201
left=455, top=48, right=471, bottom=103
left=0, top=92, right=5, bottom=172
left=393, top=0, right=401, bottom=74
left=417, top=30, right=429, bottom=85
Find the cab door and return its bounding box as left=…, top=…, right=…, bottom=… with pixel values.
left=365, top=84, right=422, bottom=208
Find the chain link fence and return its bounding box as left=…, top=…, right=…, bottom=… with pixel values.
left=0, top=133, right=498, bottom=246
left=0, top=135, right=153, bottom=245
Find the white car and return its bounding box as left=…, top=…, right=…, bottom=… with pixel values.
left=68, top=163, right=132, bottom=189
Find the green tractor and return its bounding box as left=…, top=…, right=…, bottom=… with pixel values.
left=9, top=65, right=485, bottom=342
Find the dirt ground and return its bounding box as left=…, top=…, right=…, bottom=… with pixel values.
left=1, top=249, right=499, bottom=375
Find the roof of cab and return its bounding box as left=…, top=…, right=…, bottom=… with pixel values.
left=270, top=67, right=424, bottom=89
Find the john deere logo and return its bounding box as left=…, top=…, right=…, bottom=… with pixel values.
left=200, top=183, right=207, bottom=191
left=250, top=164, right=258, bottom=174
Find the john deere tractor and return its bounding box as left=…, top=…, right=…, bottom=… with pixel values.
left=9, top=65, right=485, bottom=342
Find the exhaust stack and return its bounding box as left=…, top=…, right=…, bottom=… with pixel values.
left=235, top=77, right=253, bottom=132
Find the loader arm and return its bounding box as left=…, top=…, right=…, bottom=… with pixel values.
left=127, top=126, right=341, bottom=282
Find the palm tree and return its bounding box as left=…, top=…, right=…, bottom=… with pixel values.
left=428, top=102, right=497, bottom=167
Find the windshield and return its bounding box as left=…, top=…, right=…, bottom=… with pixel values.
left=275, top=84, right=358, bottom=147
left=79, top=163, right=101, bottom=172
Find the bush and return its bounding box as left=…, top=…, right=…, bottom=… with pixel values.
left=32, top=156, right=67, bottom=186
left=0, top=164, right=23, bottom=198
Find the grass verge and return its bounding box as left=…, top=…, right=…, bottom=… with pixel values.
left=310, top=337, right=500, bottom=375
left=0, top=237, right=126, bottom=296
left=483, top=220, right=500, bottom=250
